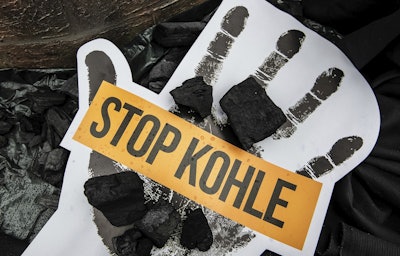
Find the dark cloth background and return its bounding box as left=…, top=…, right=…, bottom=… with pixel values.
left=291, top=0, right=400, bottom=255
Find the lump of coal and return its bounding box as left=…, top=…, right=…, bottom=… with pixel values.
left=113, top=228, right=153, bottom=256
left=146, top=47, right=188, bottom=93
left=170, top=77, right=212, bottom=118
left=42, top=148, right=70, bottom=186
left=135, top=201, right=181, bottom=248
left=180, top=208, right=213, bottom=251
left=0, top=121, right=12, bottom=134
left=28, top=88, right=66, bottom=114
left=84, top=171, right=146, bottom=227
left=220, top=77, right=286, bottom=150
left=0, top=135, right=7, bottom=148
left=153, top=22, right=206, bottom=48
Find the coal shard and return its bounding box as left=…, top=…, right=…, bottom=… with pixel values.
left=83, top=171, right=146, bottom=227
left=220, top=77, right=286, bottom=149
left=0, top=120, right=12, bottom=134
left=135, top=202, right=181, bottom=248
left=153, top=22, right=206, bottom=48
left=147, top=47, right=188, bottom=93
left=180, top=208, right=213, bottom=251
left=170, top=76, right=213, bottom=118
left=28, top=88, right=66, bottom=114
left=112, top=228, right=153, bottom=256
left=0, top=135, right=7, bottom=148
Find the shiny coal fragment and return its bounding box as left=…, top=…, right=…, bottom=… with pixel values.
left=135, top=201, right=181, bottom=248
left=220, top=77, right=286, bottom=149
left=170, top=76, right=213, bottom=118
left=113, top=228, right=153, bottom=256
left=180, top=208, right=213, bottom=251
left=153, top=22, right=206, bottom=48
left=84, top=171, right=146, bottom=227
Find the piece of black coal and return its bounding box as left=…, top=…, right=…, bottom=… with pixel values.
left=28, top=88, right=66, bottom=114
left=170, top=76, right=213, bottom=118
left=135, top=201, right=181, bottom=248
left=41, top=148, right=70, bottom=186
left=0, top=121, right=12, bottom=134
left=112, top=228, right=153, bottom=256
left=83, top=171, right=146, bottom=227
left=0, top=135, right=7, bottom=148
left=45, top=107, right=71, bottom=139
left=146, top=47, right=189, bottom=93
left=220, top=77, right=286, bottom=149
left=180, top=208, right=213, bottom=251
left=260, top=249, right=281, bottom=256
left=153, top=22, right=206, bottom=48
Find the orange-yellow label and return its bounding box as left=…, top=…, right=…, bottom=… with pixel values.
left=74, top=81, right=322, bottom=249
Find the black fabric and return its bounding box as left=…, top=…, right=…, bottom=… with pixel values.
left=303, top=1, right=400, bottom=255
left=302, top=0, right=400, bottom=34
left=338, top=8, right=400, bottom=69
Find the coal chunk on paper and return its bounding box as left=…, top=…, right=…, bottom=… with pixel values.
left=220, top=77, right=286, bottom=149
left=83, top=171, right=146, bottom=227
left=180, top=208, right=213, bottom=251
left=135, top=201, right=181, bottom=248
left=112, top=228, right=153, bottom=256
left=170, top=76, right=213, bottom=118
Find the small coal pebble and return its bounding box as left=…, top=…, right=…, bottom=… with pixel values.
left=83, top=171, right=146, bottom=227
left=220, top=77, right=286, bottom=149
left=170, top=76, right=213, bottom=118
left=113, top=228, right=153, bottom=256
left=180, top=208, right=213, bottom=251
left=135, top=201, right=181, bottom=248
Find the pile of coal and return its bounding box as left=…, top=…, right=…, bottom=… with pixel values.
left=0, top=69, right=77, bottom=241
left=135, top=201, right=181, bottom=248
left=113, top=228, right=153, bottom=256
left=170, top=76, right=213, bottom=118
left=83, top=171, right=147, bottom=227
left=220, top=77, right=286, bottom=149
left=125, top=1, right=220, bottom=95
left=83, top=171, right=216, bottom=254
left=180, top=208, right=213, bottom=251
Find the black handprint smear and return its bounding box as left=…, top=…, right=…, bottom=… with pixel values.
left=296, top=136, right=363, bottom=179
left=85, top=50, right=116, bottom=103
left=195, top=6, right=249, bottom=85
left=273, top=67, right=344, bottom=139
left=252, top=30, right=305, bottom=88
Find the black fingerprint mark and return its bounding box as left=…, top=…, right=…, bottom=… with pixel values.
left=85, top=50, right=116, bottom=103
left=252, top=30, right=305, bottom=88
left=273, top=67, right=344, bottom=139
left=195, top=6, right=249, bottom=85
left=297, top=136, right=363, bottom=179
